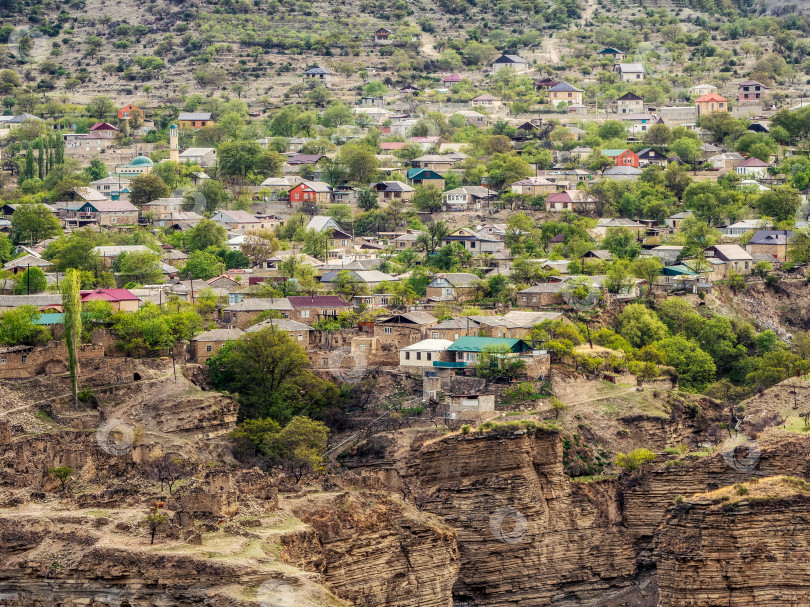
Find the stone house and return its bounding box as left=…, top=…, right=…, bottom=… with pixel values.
left=178, top=112, right=214, bottom=129
left=517, top=283, right=567, bottom=307
left=614, top=63, right=645, bottom=82
left=547, top=82, right=583, bottom=106
left=211, top=210, right=262, bottom=231
left=0, top=340, right=104, bottom=379
left=223, top=298, right=294, bottom=328
left=470, top=94, right=502, bottom=109
left=510, top=176, right=557, bottom=196
left=375, top=311, right=438, bottom=348
left=441, top=187, right=497, bottom=212
left=745, top=230, right=792, bottom=262
left=491, top=54, right=530, bottom=73
left=705, top=244, right=753, bottom=276
left=370, top=181, right=415, bottom=202
left=425, top=273, right=480, bottom=301
left=617, top=92, right=643, bottom=114
left=440, top=227, right=504, bottom=255
left=245, top=318, right=314, bottom=349
left=287, top=295, right=352, bottom=323
left=191, top=328, right=243, bottom=363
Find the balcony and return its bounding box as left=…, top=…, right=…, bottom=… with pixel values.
left=433, top=361, right=467, bottom=368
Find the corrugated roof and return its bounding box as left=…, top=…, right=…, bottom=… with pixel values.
left=192, top=328, right=244, bottom=342
left=447, top=337, right=528, bottom=352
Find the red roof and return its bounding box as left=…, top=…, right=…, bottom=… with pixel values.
left=81, top=288, right=139, bottom=302
left=89, top=122, right=119, bottom=131
left=380, top=142, right=408, bottom=150
left=546, top=192, right=573, bottom=203
left=442, top=74, right=462, bottom=82
left=695, top=93, right=728, bottom=103
left=288, top=295, right=350, bottom=308
left=739, top=157, right=768, bottom=167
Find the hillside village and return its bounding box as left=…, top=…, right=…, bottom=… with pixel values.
left=4, top=1, right=810, bottom=605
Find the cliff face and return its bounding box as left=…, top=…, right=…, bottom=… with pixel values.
left=400, top=430, right=651, bottom=607
left=283, top=491, right=460, bottom=607
left=656, top=492, right=810, bottom=606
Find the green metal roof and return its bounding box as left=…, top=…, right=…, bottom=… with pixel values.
left=600, top=148, right=629, bottom=157
left=663, top=264, right=696, bottom=276
left=447, top=337, right=529, bottom=353
left=34, top=313, right=64, bottom=325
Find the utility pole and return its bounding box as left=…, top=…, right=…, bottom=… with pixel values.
left=26, top=263, right=30, bottom=295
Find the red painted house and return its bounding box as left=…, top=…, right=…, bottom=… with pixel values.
left=600, top=148, right=639, bottom=168
left=117, top=104, right=145, bottom=121
left=288, top=181, right=333, bottom=204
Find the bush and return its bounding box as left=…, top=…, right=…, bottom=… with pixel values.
left=77, top=388, right=95, bottom=402
left=765, top=274, right=780, bottom=288
left=461, top=424, right=471, bottom=435
left=615, top=448, right=656, bottom=472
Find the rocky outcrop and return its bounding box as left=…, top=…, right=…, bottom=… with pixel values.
left=284, top=491, right=460, bottom=607
left=400, top=429, right=648, bottom=606
left=655, top=478, right=810, bottom=606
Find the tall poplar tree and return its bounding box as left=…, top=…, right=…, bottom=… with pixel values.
left=62, top=269, right=82, bottom=410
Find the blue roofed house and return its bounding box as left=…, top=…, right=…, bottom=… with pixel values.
left=407, top=168, right=445, bottom=189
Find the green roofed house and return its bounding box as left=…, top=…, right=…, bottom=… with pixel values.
left=115, top=155, right=154, bottom=177
left=445, top=336, right=531, bottom=366
left=33, top=312, right=64, bottom=325
left=406, top=168, right=445, bottom=189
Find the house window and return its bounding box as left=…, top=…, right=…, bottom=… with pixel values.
left=454, top=334, right=459, bottom=339
left=22, top=356, right=27, bottom=364
left=206, top=345, right=213, bottom=352
left=321, top=358, right=328, bottom=366
left=432, top=332, right=438, bottom=338
left=384, top=327, right=392, bottom=334
left=380, top=297, right=388, bottom=305
left=359, top=343, right=366, bottom=351
left=0, top=358, right=5, bottom=364
left=522, top=296, right=527, bottom=302
left=301, top=310, right=310, bottom=318
left=427, top=352, right=432, bottom=361
left=289, top=333, right=294, bottom=339
left=405, top=352, right=411, bottom=360
left=416, top=352, right=422, bottom=360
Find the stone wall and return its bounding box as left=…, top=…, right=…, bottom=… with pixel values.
left=0, top=341, right=104, bottom=379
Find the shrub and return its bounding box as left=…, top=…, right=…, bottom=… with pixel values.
left=734, top=483, right=749, bottom=496
left=77, top=388, right=95, bottom=402
left=615, top=448, right=656, bottom=472
left=461, top=424, right=471, bottom=435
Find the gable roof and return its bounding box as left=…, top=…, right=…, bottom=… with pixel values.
left=615, top=63, right=645, bottom=73
left=428, top=273, right=480, bottom=287
left=246, top=318, right=313, bottom=333
left=472, top=94, right=500, bottom=101
left=708, top=244, right=753, bottom=261
left=192, top=328, right=244, bottom=342
left=288, top=295, right=350, bottom=308
left=213, top=210, right=260, bottom=223
left=493, top=54, right=528, bottom=64
left=378, top=311, right=438, bottom=325
left=81, top=288, right=139, bottom=303
left=548, top=81, right=583, bottom=93
left=747, top=230, right=793, bottom=245
left=178, top=112, right=212, bottom=121
left=738, top=157, right=769, bottom=167
left=402, top=338, right=454, bottom=351
left=303, top=65, right=336, bottom=75
left=617, top=92, right=643, bottom=101
left=695, top=93, right=728, bottom=103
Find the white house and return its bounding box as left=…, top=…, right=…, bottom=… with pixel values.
left=400, top=339, right=453, bottom=369
left=735, top=157, right=769, bottom=178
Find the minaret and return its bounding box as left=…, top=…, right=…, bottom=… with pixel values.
left=169, top=124, right=179, bottom=163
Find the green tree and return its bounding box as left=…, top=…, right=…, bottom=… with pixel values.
left=755, top=186, right=801, bottom=222
left=603, top=227, right=641, bottom=260
left=415, top=220, right=448, bottom=254
left=186, top=218, right=227, bottom=251
left=615, top=448, right=655, bottom=473
left=412, top=185, right=443, bottom=213
left=654, top=335, right=716, bottom=392
left=631, top=256, right=663, bottom=293
left=669, top=137, right=703, bottom=166
left=331, top=270, right=368, bottom=301
left=789, top=231, right=810, bottom=264
left=87, top=95, right=116, bottom=119
left=615, top=303, right=669, bottom=348
left=217, top=140, right=263, bottom=178
left=129, top=173, right=170, bottom=208
left=62, top=268, right=82, bottom=409
left=0, top=305, right=48, bottom=345
left=85, top=158, right=108, bottom=181
left=116, top=250, right=164, bottom=284
left=11, top=203, right=61, bottom=244
left=357, top=187, right=378, bottom=211
left=14, top=267, right=47, bottom=294
left=474, top=343, right=526, bottom=381
left=207, top=328, right=335, bottom=422
left=181, top=250, right=222, bottom=280
left=48, top=465, right=75, bottom=491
